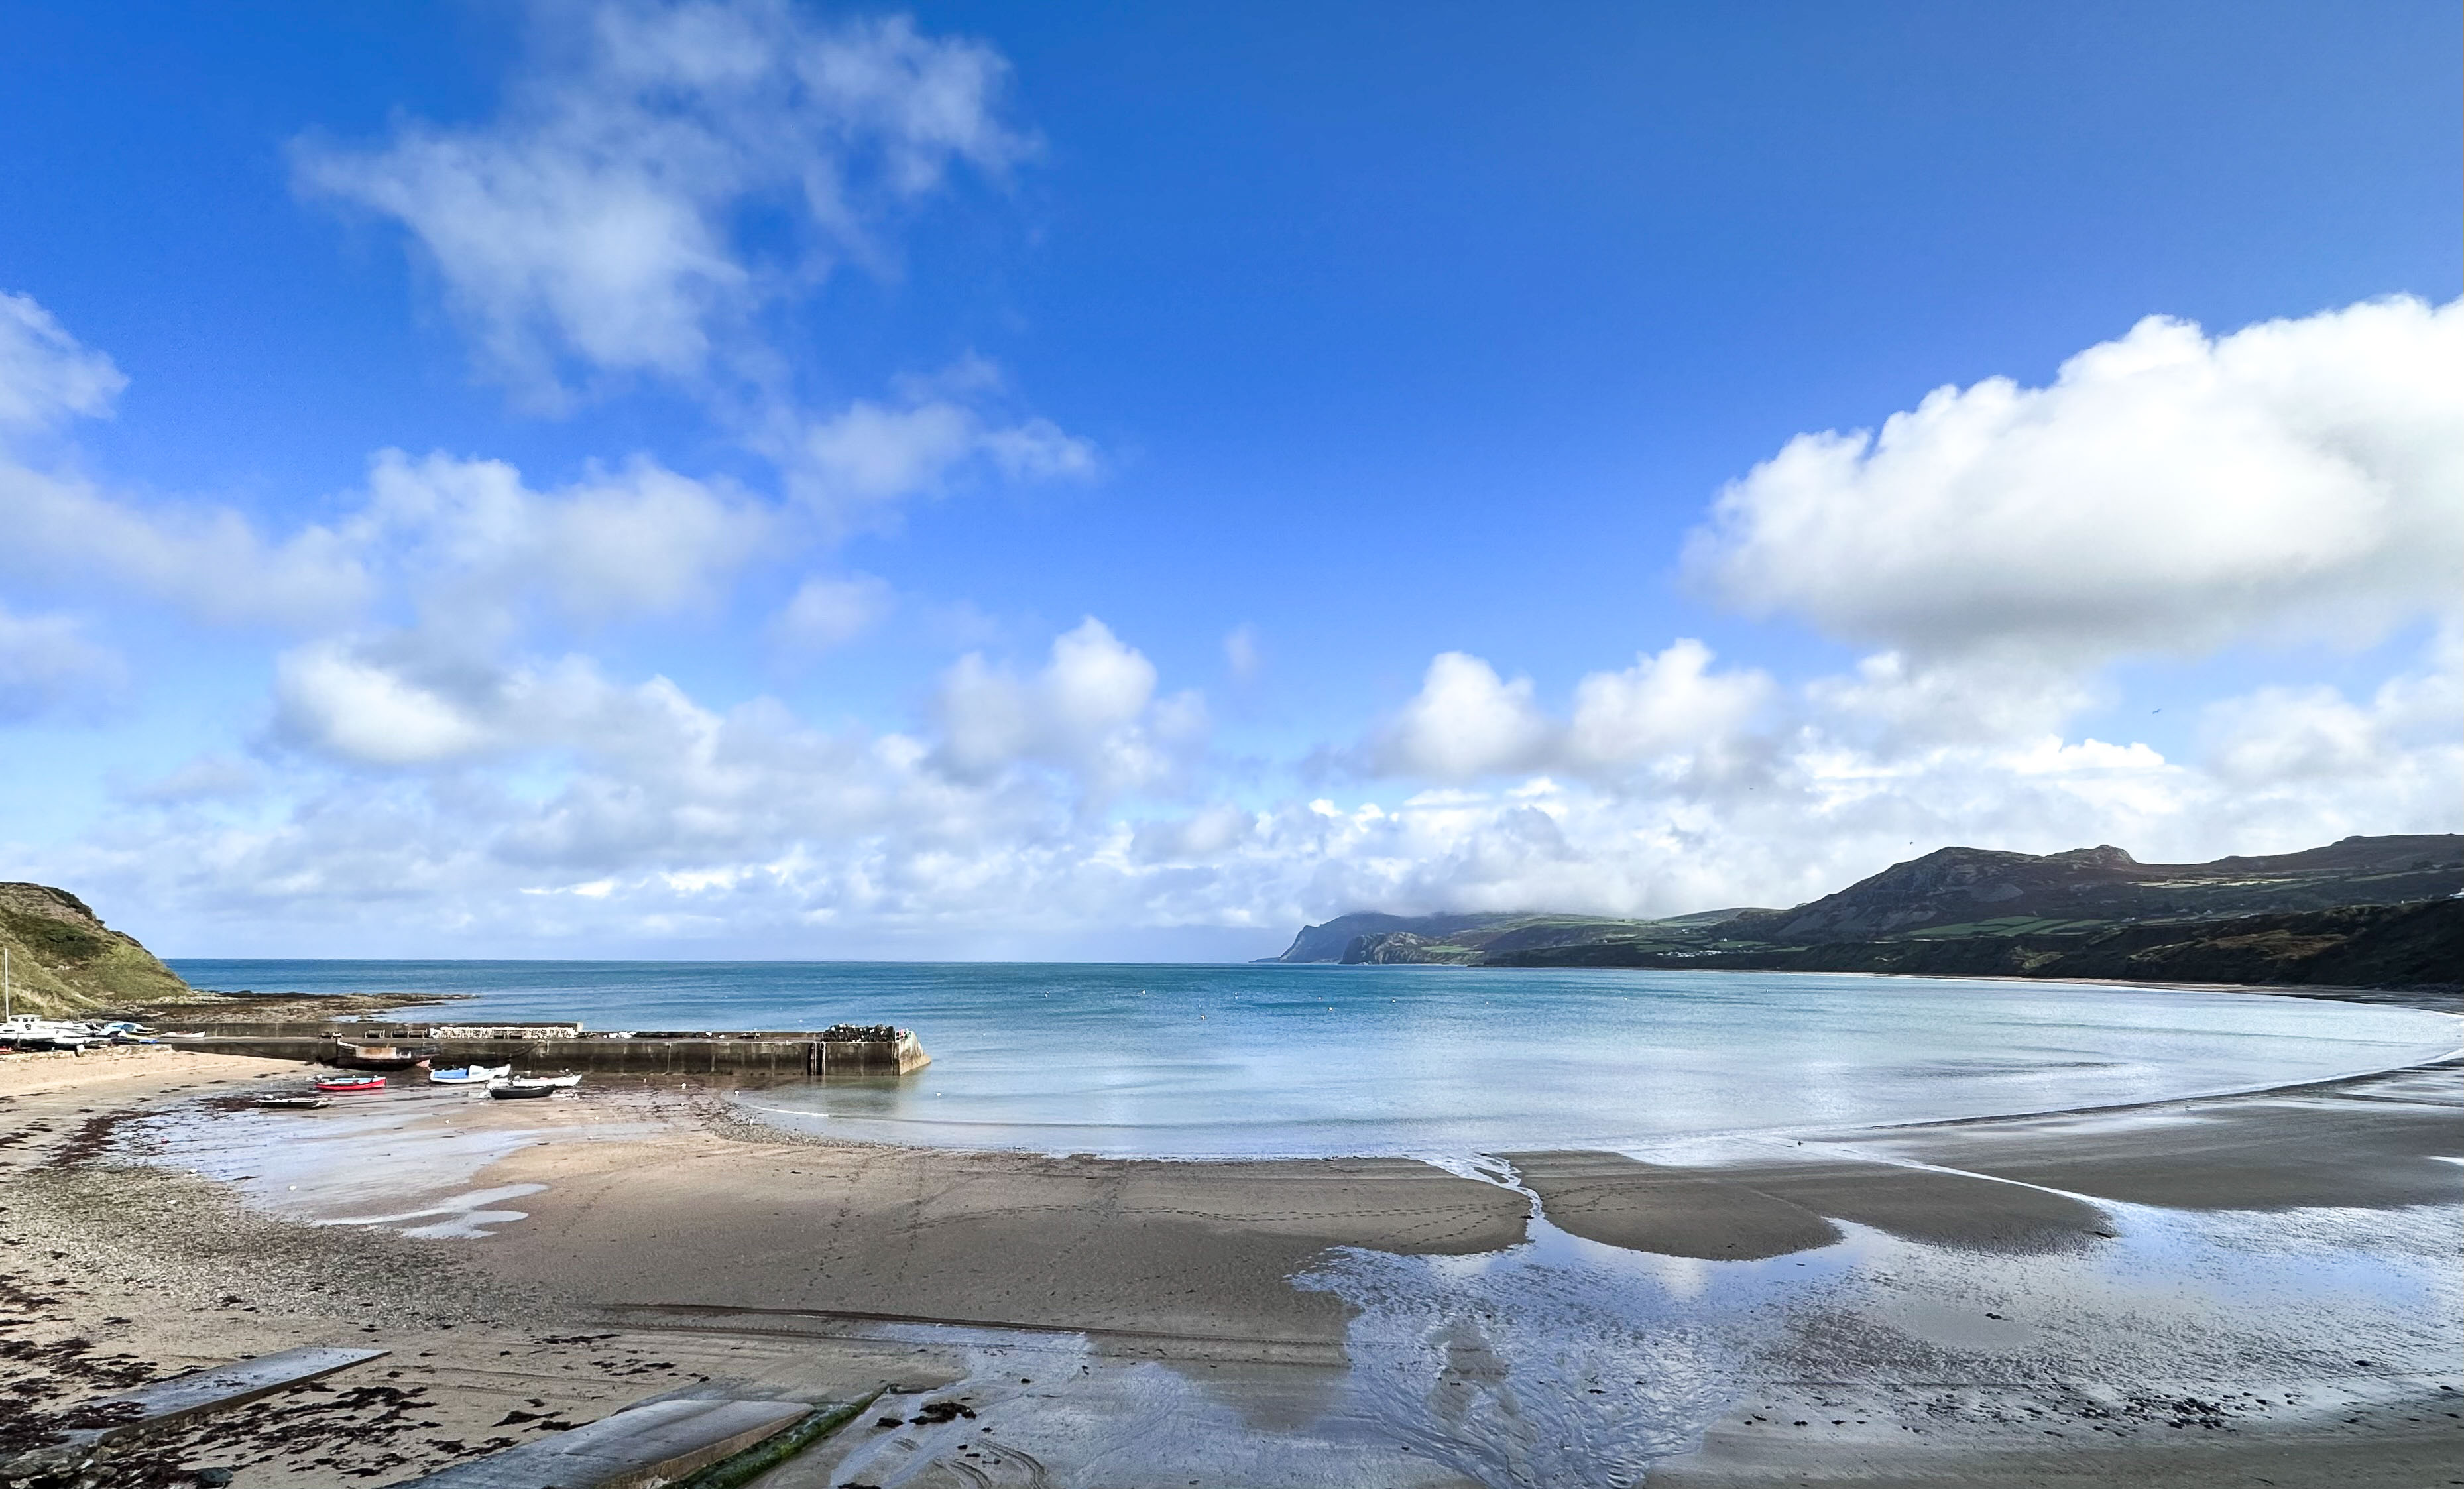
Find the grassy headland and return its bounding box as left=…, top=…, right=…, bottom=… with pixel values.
left=0, top=883, right=194, bottom=1016
left=1278, top=833, right=2464, bottom=993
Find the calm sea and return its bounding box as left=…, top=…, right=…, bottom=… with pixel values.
left=168, top=959, right=2460, bottom=1159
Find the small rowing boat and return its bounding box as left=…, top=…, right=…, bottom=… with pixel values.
left=314, top=1075, right=387, bottom=1094
left=258, top=1095, right=331, bottom=1110
left=487, top=1080, right=557, bottom=1100
left=429, top=1063, right=512, bottom=1085
left=489, top=1072, right=583, bottom=1091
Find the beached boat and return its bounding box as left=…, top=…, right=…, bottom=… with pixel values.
left=429, top=1063, right=512, bottom=1085
left=258, top=1095, right=331, bottom=1110
left=487, top=1081, right=558, bottom=1100
left=314, top=1075, right=387, bottom=1094
left=0, top=1015, right=97, bottom=1051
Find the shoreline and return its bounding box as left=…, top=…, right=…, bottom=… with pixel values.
left=5, top=1008, right=2458, bottom=1486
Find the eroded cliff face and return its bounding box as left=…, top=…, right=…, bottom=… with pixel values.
left=1340, top=931, right=1476, bottom=965
left=0, top=884, right=194, bottom=1016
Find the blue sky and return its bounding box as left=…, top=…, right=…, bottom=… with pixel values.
left=1, top=1, right=2457, bottom=958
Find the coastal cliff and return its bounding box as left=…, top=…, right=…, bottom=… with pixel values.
left=0, top=883, right=194, bottom=1015
left=1276, top=833, right=2464, bottom=990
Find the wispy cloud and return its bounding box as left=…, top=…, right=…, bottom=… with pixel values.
left=293, top=1, right=1029, bottom=404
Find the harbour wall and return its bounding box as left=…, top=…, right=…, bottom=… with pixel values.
left=158, top=1026, right=929, bottom=1077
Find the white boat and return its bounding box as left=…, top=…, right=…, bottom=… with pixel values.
left=489, top=1072, right=583, bottom=1090
left=429, top=1063, right=513, bottom=1086
left=0, top=1014, right=97, bottom=1051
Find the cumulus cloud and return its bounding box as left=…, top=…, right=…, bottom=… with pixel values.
left=1566, top=640, right=1773, bottom=771
left=1372, top=652, right=1551, bottom=781
left=356, top=447, right=768, bottom=630
left=0, top=603, right=124, bottom=723
left=933, top=617, right=1206, bottom=798
left=15, top=291, right=2457, bottom=955
left=1370, top=642, right=1773, bottom=783
left=294, top=0, right=1027, bottom=402
left=273, top=641, right=502, bottom=766
left=2193, top=628, right=2463, bottom=839
left=1690, top=296, right=2464, bottom=662
left=3, top=430, right=765, bottom=639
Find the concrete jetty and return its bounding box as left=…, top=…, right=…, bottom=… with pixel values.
left=155, top=1020, right=929, bottom=1079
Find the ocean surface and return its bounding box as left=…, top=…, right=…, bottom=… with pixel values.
left=170, top=959, right=2460, bottom=1158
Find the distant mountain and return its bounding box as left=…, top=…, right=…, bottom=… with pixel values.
left=0, top=883, right=194, bottom=1016
left=1275, top=834, right=2464, bottom=990
left=1503, top=900, right=2461, bottom=993
left=1725, top=835, right=2463, bottom=944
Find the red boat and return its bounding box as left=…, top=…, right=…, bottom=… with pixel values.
left=314, top=1075, right=387, bottom=1094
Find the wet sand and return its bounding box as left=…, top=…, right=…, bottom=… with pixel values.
left=472, top=1126, right=1528, bottom=1353
left=3, top=1042, right=2459, bottom=1486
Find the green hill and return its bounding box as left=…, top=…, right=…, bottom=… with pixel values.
left=1275, top=835, right=2464, bottom=990
left=0, top=883, right=195, bottom=1016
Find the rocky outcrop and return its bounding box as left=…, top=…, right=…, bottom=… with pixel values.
left=1279, top=911, right=1684, bottom=963
left=0, top=884, right=194, bottom=1016
left=1340, top=931, right=1472, bottom=965
left=1279, top=913, right=1512, bottom=963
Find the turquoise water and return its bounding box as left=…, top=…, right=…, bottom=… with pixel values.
left=169, top=959, right=2460, bottom=1158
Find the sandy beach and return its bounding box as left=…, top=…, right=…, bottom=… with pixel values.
left=2, top=1039, right=2458, bottom=1486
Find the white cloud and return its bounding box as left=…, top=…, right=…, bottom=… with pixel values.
left=0, top=290, right=371, bottom=629
left=294, top=4, right=1089, bottom=530
left=933, top=617, right=1204, bottom=798
left=0, top=291, right=125, bottom=436
left=44, top=615, right=2459, bottom=955
left=294, top=1, right=1027, bottom=402
left=357, top=448, right=768, bottom=630
left=0, top=603, right=123, bottom=722
left=1130, top=804, right=1257, bottom=864
left=776, top=377, right=1098, bottom=525
left=1371, top=642, right=1773, bottom=783
left=273, top=641, right=499, bottom=766
left=1, top=463, right=371, bottom=629
left=769, top=573, right=892, bottom=654
left=1372, top=652, right=1551, bottom=781
left=1689, top=296, right=2464, bottom=662
left=14, top=290, right=2457, bottom=953
left=2193, top=629, right=2463, bottom=840
left=1566, top=640, right=1773, bottom=770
